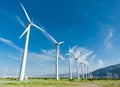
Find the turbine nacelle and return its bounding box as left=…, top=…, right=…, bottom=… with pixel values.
left=55, top=41, right=64, bottom=46
left=75, top=57, right=79, bottom=60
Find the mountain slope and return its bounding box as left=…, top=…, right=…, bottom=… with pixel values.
left=92, top=63, right=120, bottom=78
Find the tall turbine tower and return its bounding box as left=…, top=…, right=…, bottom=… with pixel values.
left=89, top=67, right=93, bottom=78
left=55, top=42, right=64, bottom=80
left=80, top=62, right=84, bottom=79
left=86, top=66, right=89, bottom=78
left=75, top=58, right=80, bottom=79
left=19, top=3, right=46, bottom=81
left=84, top=64, right=87, bottom=79
left=66, top=47, right=72, bottom=80
left=44, top=33, right=64, bottom=80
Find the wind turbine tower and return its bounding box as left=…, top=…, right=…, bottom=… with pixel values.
left=80, top=62, right=84, bottom=79
left=19, top=3, right=46, bottom=81
left=75, top=58, right=80, bottom=79
left=84, top=64, right=87, bottom=79
left=86, top=66, right=89, bottom=78
left=45, top=33, right=64, bottom=80
left=69, top=57, right=72, bottom=79
left=68, top=47, right=72, bottom=80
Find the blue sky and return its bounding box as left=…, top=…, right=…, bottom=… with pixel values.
left=0, top=0, right=120, bottom=77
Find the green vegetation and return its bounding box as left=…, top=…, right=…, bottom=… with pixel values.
left=0, top=78, right=120, bottom=87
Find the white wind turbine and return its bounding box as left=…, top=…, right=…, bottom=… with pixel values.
left=19, top=3, right=46, bottom=81
left=44, top=32, right=64, bottom=80
left=79, top=61, right=84, bottom=79
left=83, top=64, right=88, bottom=79
left=88, top=66, right=93, bottom=78
left=71, top=47, right=84, bottom=79
left=75, top=58, right=80, bottom=79
left=86, top=66, right=89, bottom=78
left=66, top=46, right=73, bottom=80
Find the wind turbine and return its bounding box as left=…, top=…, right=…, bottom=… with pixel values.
left=66, top=46, right=73, bottom=80
left=89, top=67, right=93, bottom=78
left=86, top=66, right=89, bottom=79
left=80, top=62, right=84, bottom=79
left=87, top=66, right=92, bottom=79
left=83, top=64, right=88, bottom=79
left=75, top=58, right=80, bottom=79
left=19, top=3, right=46, bottom=81
left=44, top=32, right=64, bottom=80
left=55, top=41, right=64, bottom=80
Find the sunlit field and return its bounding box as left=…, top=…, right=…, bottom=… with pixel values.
left=0, top=78, right=120, bottom=87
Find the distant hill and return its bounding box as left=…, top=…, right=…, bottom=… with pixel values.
left=92, top=63, right=120, bottom=78
left=43, top=64, right=120, bottom=79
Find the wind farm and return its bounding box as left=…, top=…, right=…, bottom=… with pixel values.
left=0, top=0, right=120, bottom=87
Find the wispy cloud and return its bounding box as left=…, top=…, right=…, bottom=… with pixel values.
left=16, top=16, right=26, bottom=28
left=70, top=46, right=86, bottom=58
left=0, top=37, right=65, bottom=65
left=70, top=46, right=93, bottom=64
left=28, top=50, right=54, bottom=62
left=98, top=59, right=104, bottom=68
left=80, top=50, right=93, bottom=62
left=104, top=27, right=114, bottom=48
left=41, top=49, right=65, bottom=60
left=90, top=54, right=96, bottom=62
left=0, top=37, right=22, bottom=52
left=8, top=55, right=21, bottom=61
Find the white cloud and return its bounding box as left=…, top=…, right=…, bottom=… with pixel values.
left=0, top=37, right=22, bottom=52
left=16, top=16, right=26, bottom=28
left=98, top=59, right=104, bottom=68
left=80, top=51, right=93, bottom=62
left=70, top=46, right=86, bottom=58
left=8, top=55, right=21, bottom=61
left=0, top=37, right=65, bottom=64
left=104, top=27, right=114, bottom=48
left=28, top=51, right=54, bottom=62
left=70, top=46, right=77, bottom=53
left=0, top=37, right=66, bottom=76
left=41, top=49, right=65, bottom=60
left=70, top=46, right=93, bottom=64
left=90, top=54, right=96, bottom=62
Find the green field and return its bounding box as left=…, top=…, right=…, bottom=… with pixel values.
left=0, top=78, right=120, bottom=87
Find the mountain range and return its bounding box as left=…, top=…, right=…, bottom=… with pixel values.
left=44, top=63, right=120, bottom=78
left=92, top=63, right=120, bottom=78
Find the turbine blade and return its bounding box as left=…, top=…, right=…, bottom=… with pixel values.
left=33, top=23, right=57, bottom=44
left=20, top=3, right=31, bottom=22
left=19, top=24, right=31, bottom=39
left=32, top=23, right=46, bottom=33
left=58, top=41, right=64, bottom=45
left=46, top=33, right=57, bottom=44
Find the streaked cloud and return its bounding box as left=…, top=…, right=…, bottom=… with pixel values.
left=0, top=37, right=65, bottom=64
left=16, top=16, right=26, bottom=28
left=98, top=59, right=104, bottom=68
left=8, top=55, right=21, bottom=61
left=104, top=27, right=114, bottom=48
left=70, top=46, right=93, bottom=64
left=80, top=50, right=93, bottom=62
left=0, top=37, right=22, bottom=52
left=90, top=54, right=96, bottom=62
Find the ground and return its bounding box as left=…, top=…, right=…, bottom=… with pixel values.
left=0, top=78, right=120, bottom=87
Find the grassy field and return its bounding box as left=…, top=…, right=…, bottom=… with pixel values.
left=0, top=78, right=120, bottom=87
